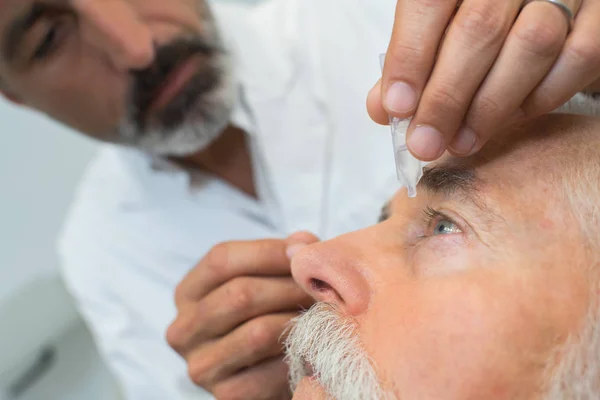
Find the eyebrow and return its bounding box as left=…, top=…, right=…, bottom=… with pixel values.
left=419, top=165, right=479, bottom=197
left=378, top=165, right=484, bottom=223
left=2, top=3, right=49, bottom=63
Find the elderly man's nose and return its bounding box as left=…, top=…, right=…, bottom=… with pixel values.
left=73, top=0, right=155, bottom=69
left=290, top=240, right=371, bottom=316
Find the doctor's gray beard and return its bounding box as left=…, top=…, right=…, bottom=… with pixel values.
left=117, top=6, right=235, bottom=156
left=284, top=303, right=391, bottom=400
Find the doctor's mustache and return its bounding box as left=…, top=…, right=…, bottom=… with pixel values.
left=127, top=37, right=225, bottom=130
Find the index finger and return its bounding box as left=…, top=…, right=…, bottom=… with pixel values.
left=176, top=239, right=290, bottom=304
left=380, top=0, right=457, bottom=118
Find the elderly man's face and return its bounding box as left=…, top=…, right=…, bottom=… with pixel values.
left=0, top=0, right=234, bottom=154
left=287, top=115, right=599, bottom=399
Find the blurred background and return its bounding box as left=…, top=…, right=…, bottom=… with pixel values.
left=0, top=100, right=118, bottom=399
left=0, top=1, right=260, bottom=399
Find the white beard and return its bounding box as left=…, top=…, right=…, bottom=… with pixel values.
left=286, top=301, right=600, bottom=400
left=284, top=303, right=392, bottom=400
left=543, top=299, right=600, bottom=400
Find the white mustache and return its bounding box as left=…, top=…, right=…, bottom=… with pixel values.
left=284, top=303, right=392, bottom=400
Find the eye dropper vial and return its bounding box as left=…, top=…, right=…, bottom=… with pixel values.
left=379, top=54, right=426, bottom=198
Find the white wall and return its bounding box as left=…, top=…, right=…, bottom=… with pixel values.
left=0, top=100, right=98, bottom=302
left=0, top=101, right=124, bottom=400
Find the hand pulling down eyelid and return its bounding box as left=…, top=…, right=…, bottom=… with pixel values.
left=379, top=54, right=427, bottom=198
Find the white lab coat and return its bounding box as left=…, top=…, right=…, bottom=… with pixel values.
left=57, top=0, right=600, bottom=399
left=59, top=1, right=399, bottom=399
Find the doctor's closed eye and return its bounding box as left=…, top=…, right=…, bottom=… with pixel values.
left=3, top=4, right=74, bottom=65
left=30, top=8, right=73, bottom=62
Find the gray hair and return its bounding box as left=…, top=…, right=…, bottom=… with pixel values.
left=543, top=288, right=600, bottom=399
left=541, top=115, right=600, bottom=398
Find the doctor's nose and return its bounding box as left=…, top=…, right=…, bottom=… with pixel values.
left=290, top=237, right=371, bottom=317
left=73, top=0, right=155, bottom=70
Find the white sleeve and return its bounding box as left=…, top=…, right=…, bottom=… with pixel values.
left=555, top=92, right=600, bottom=116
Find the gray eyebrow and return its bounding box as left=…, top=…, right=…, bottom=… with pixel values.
left=419, top=165, right=479, bottom=196
left=419, top=164, right=499, bottom=218
left=379, top=164, right=488, bottom=223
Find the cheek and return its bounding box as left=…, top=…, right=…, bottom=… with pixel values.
left=361, top=276, right=547, bottom=400
left=412, top=236, right=481, bottom=276
left=27, top=60, right=126, bottom=137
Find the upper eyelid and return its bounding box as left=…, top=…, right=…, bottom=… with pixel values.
left=31, top=14, right=73, bottom=59
left=422, top=208, right=457, bottom=228
left=421, top=207, right=468, bottom=237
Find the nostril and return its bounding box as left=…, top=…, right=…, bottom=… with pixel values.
left=310, top=278, right=332, bottom=293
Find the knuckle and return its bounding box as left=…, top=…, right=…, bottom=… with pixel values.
left=427, top=85, right=464, bottom=117
left=226, top=278, right=254, bottom=313
left=566, top=38, right=600, bottom=69
left=389, top=42, right=423, bottom=65
left=247, top=319, right=277, bottom=350
left=471, top=94, right=503, bottom=120
left=457, top=6, right=507, bottom=48
left=165, top=321, right=185, bottom=352
left=174, top=279, right=189, bottom=305
left=166, top=310, right=209, bottom=353
left=165, top=316, right=195, bottom=354
left=206, top=242, right=232, bottom=268
left=514, top=15, right=564, bottom=57
left=188, top=358, right=215, bottom=388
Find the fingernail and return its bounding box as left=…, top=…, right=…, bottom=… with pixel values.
left=449, top=127, right=478, bottom=156
left=408, top=125, right=445, bottom=160
left=385, top=82, right=417, bottom=115
left=286, top=244, right=307, bottom=260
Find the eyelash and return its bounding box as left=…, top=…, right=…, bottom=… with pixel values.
left=421, top=207, right=459, bottom=234
left=33, top=22, right=61, bottom=60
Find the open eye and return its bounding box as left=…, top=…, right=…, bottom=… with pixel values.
left=422, top=207, right=463, bottom=237
left=433, top=219, right=461, bottom=236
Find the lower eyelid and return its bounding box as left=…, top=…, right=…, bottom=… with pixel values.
left=426, top=234, right=467, bottom=249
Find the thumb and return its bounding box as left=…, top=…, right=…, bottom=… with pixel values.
left=285, top=231, right=320, bottom=260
